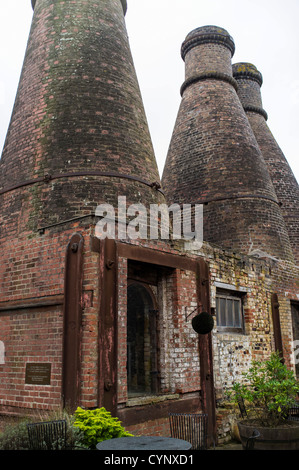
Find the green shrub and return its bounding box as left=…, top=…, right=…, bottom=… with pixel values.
left=0, top=410, right=87, bottom=450
left=73, top=407, right=133, bottom=449
left=0, top=420, right=30, bottom=450
left=232, top=351, right=299, bottom=427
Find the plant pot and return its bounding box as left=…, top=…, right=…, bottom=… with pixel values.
left=231, top=421, right=241, bottom=442
left=238, top=419, right=299, bottom=450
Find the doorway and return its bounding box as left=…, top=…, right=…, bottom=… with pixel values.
left=291, top=302, right=299, bottom=379
left=127, top=282, right=158, bottom=397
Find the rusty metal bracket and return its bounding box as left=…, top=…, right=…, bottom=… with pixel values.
left=185, top=305, right=201, bottom=321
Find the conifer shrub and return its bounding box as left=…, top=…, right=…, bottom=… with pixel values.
left=73, top=407, right=133, bottom=449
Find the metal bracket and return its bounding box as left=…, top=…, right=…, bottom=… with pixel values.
left=185, top=305, right=201, bottom=322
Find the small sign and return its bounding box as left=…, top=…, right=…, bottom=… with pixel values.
left=25, top=363, right=51, bottom=385
left=0, top=341, right=4, bottom=364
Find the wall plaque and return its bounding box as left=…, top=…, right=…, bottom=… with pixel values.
left=25, top=363, right=51, bottom=385
left=0, top=341, right=5, bottom=364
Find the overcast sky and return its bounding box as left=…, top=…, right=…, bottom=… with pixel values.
left=0, top=0, right=298, bottom=182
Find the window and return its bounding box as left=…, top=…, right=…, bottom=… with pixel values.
left=127, top=282, right=159, bottom=397
left=216, top=289, right=244, bottom=333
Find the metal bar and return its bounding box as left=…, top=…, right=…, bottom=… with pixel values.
left=0, top=170, right=164, bottom=196
left=37, top=213, right=95, bottom=234
left=169, top=413, right=208, bottom=450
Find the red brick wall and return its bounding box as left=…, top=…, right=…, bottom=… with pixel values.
left=0, top=223, right=101, bottom=413
left=0, top=306, right=63, bottom=411
left=125, top=417, right=171, bottom=438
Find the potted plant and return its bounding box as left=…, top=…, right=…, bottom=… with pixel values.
left=232, top=352, right=299, bottom=450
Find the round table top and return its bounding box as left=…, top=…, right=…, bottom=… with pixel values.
left=96, top=436, right=192, bottom=450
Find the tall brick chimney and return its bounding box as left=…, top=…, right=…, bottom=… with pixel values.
left=162, top=25, right=293, bottom=261
left=0, top=0, right=166, bottom=414
left=0, top=0, right=164, bottom=234
left=233, top=62, right=299, bottom=264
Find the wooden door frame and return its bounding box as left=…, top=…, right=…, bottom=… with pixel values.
left=94, top=239, right=217, bottom=443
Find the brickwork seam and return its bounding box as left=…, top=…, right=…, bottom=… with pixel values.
left=232, top=70, right=263, bottom=86
left=173, top=193, right=280, bottom=207
left=181, top=35, right=235, bottom=59
left=180, top=72, right=238, bottom=96
left=244, top=105, right=268, bottom=121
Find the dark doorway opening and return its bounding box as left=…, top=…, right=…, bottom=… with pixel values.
left=291, top=302, right=299, bottom=379
left=127, top=282, right=158, bottom=397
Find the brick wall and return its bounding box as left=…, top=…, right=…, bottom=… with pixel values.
left=114, top=239, right=299, bottom=439
left=125, top=417, right=170, bottom=438
left=0, top=220, right=104, bottom=413
left=0, top=306, right=63, bottom=411
left=0, top=227, right=298, bottom=441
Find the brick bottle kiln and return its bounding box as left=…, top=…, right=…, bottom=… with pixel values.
left=162, top=26, right=293, bottom=263
left=0, top=0, right=216, bottom=439
left=0, top=2, right=298, bottom=444
left=232, top=62, right=299, bottom=264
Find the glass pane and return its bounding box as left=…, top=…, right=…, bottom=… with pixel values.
left=234, top=300, right=241, bottom=327
left=220, top=298, right=226, bottom=326
left=227, top=299, right=233, bottom=326
left=216, top=297, right=220, bottom=325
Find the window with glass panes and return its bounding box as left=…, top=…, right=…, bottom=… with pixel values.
left=216, top=290, right=244, bottom=333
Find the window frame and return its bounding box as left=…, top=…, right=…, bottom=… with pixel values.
left=216, top=288, right=245, bottom=333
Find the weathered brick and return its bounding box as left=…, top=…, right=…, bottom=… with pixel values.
left=0, top=5, right=298, bottom=447
left=233, top=62, right=299, bottom=264
left=162, top=26, right=293, bottom=261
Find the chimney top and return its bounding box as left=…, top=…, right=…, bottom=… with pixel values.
left=31, top=0, right=128, bottom=15
left=232, top=62, right=263, bottom=86
left=181, top=25, right=235, bottom=60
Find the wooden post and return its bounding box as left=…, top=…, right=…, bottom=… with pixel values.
left=271, top=293, right=284, bottom=360
left=98, top=239, right=118, bottom=415
left=62, top=233, right=84, bottom=412
left=197, top=258, right=217, bottom=446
